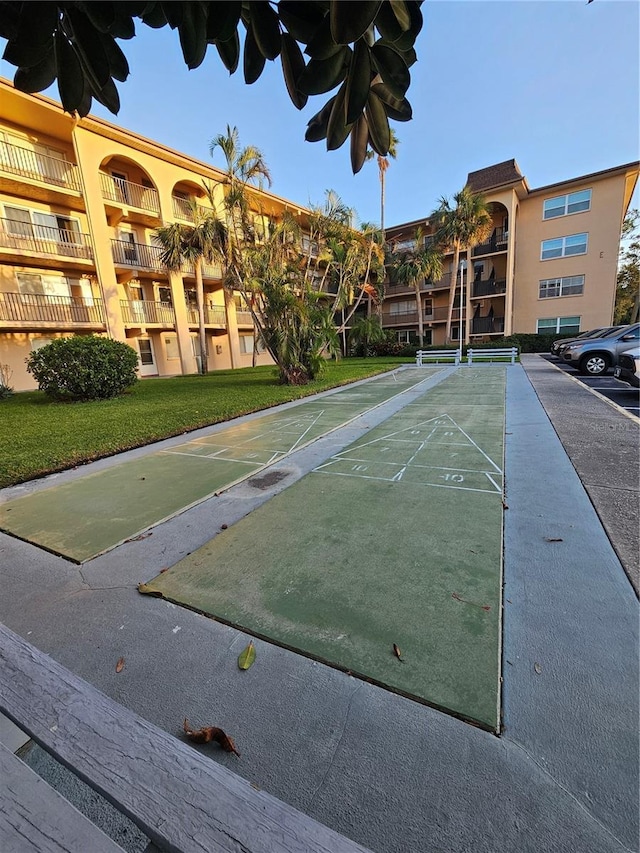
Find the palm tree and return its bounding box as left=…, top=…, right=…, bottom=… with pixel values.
left=431, top=187, right=493, bottom=343
left=365, top=129, right=399, bottom=238
left=388, top=229, right=443, bottom=347
left=155, top=202, right=226, bottom=374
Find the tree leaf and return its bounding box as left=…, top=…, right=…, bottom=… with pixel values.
left=243, top=23, right=266, bottom=84
left=281, top=33, right=308, bottom=109
left=345, top=39, right=371, bottom=126
left=177, top=2, right=208, bottom=69
left=66, top=7, right=112, bottom=90
left=297, top=47, right=350, bottom=96
left=305, top=95, right=337, bottom=142
left=350, top=114, right=369, bottom=174
left=183, top=718, right=240, bottom=756
left=14, top=49, right=57, bottom=93
left=91, top=76, right=121, bottom=114
left=137, top=582, right=163, bottom=597
left=371, top=81, right=412, bottom=121
left=389, top=0, right=412, bottom=32
left=371, top=42, right=410, bottom=97
left=330, top=1, right=382, bottom=45
left=82, top=3, right=116, bottom=34
left=326, top=81, right=351, bottom=151
left=100, top=33, right=130, bottom=82
left=393, top=643, right=404, bottom=662
left=365, top=89, right=390, bottom=155
left=142, top=3, right=168, bottom=29
left=237, top=640, right=256, bottom=670
left=304, top=14, right=342, bottom=60
left=278, top=1, right=327, bottom=44
left=374, top=2, right=405, bottom=43
left=54, top=30, right=85, bottom=113
left=206, top=1, right=242, bottom=42
left=215, top=31, right=240, bottom=74
left=115, top=657, right=125, bottom=673
left=248, top=1, right=281, bottom=60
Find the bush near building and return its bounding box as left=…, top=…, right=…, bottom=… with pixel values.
left=26, top=336, right=139, bottom=401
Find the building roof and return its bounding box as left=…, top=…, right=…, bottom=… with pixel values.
left=466, top=159, right=525, bottom=192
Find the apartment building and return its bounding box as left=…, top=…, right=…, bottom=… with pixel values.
left=0, top=79, right=316, bottom=391
left=383, top=159, right=639, bottom=346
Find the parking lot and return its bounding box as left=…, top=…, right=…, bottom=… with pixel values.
left=543, top=354, right=640, bottom=418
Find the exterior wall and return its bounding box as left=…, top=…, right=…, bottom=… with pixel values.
left=513, top=173, right=629, bottom=334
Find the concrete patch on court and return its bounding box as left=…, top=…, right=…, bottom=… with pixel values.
left=0, top=369, right=438, bottom=562
left=144, top=368, right=507, bottom=730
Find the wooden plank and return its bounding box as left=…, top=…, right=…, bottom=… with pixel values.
left=0, top=742, right=126, bottom=853
left=0, top=625, right=372, bottom=853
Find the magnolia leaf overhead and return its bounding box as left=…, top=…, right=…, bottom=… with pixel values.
left=0, top=0, right=423, bottom=173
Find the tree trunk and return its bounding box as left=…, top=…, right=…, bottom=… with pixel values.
left=195, top=260, right=207, bottom=374
left=414, top=281, right=424, bottom=347
left=445, top=244, right=460, bottom=343
left=380, top=166, right=385, bottom=237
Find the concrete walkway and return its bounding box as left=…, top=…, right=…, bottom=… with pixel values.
left=0, top=358, right=637, bottom=853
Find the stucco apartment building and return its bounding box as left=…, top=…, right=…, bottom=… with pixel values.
left=383, top=159, right=638, bottom=346
left=0, top=79, right=316, bottom=391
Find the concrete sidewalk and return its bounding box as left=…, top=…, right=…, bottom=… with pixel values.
left=0, top=359, right=637, bottom=853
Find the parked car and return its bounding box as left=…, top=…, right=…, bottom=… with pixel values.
left=561, top=324, right=640, bottom=375
left=613, top=346, right=640, bottom=388
left=550, top=326, right=623, bottom=356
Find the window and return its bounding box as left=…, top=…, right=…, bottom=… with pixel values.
left=539, top=275, right=585, bottom=299
left=165, top=335, right=179, bottom=360
left=541, top=233, right=588, bottom=260
left=4, top=206, right=81, bottom=245
left=239, top=334, right=254, bottom=354
left=543, top=189, right=591, bottom=219
left=423, top=299, right=433, bottom=316
left=16, top=273, right=72, bottom=297
left=537, top=316, right=581, bottom=335
left=389, top=300, right=415, bottom=316
left=138, top=338, right=154, bottom=365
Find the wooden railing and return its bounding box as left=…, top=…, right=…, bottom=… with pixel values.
left=120, top=299, right=175, bottom=325
left=0, top=141, right=81, bottom=191
left=0, top=292, right=105, bottom=324
left=111, top=239, right=164, bottom=270
left=100, top=172, right=160, bottom=214
left=0, top=218, right=93, bottom=260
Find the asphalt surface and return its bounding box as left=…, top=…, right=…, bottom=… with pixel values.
left=0, top=357, right=638, bottom=853
left=543, top=353, right=640, bottom=418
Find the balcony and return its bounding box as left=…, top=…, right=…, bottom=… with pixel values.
left=0, top=141, right=81, bottom=192
left=472, top=228, right=508, bottom=257
left=181, top=260, right=224, bottom=280
left=0, top=292, right=105, bottom=326
left=120, top=299, right=175, bottom=326
left=186, top=306, right=226, bottom=327
left=236, top=310, right=253, bottom=325
left=172, top=195, right=195, bottom=221
left=0, top=218, right=93, bottom=261
left=471, top=278, right=507, bottom=298
left=111, top=239, right=164, bottom=271
left=100, top=173, right=160, bottom=215
left=471, top=315, right=505, bottom=334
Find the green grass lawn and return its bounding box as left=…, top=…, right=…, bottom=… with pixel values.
left=0, top=359, right=408, bottom=488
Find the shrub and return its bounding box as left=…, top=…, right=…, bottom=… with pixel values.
left=26, top=336, right=139, bottom=401
left=0, top=363, right=13, bottom=399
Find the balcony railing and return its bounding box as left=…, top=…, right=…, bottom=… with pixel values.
left=186, top=306, right=227, bottom=326
left=0, top=292, right=105, bottom=324
left=100, top=172, right=160, bottom=214
left=120, top=299, right=175, bottom=325
left=0, top=141, right=81, bottom=191
left=180, top=260, right=224, bottom=279
left=236, top=310, right=253, bottom=325
left=111, top=239, right=164, bottom=270
left=0, top=218, right=93, bottom=260
left=472, top=228, right=508, bottom=257
left=471, top=278, right=507, bottom=298
left=172, top=195, right=195, bottom=221
left=471, top=315, right=505, bottom=334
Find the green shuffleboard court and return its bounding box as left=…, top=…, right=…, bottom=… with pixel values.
left=0, top=369, right=438, bottom=562
left=144, top=367, right=507, bottom=731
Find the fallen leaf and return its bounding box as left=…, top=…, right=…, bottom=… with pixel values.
left=183, top=718, right=240, bottom=756
left=534, top=662, right=542, bottom=674
left=544, top=537, right=563, bottom=542
left=221, top=523, right=228, bottom=530
left=502, top=501, right=509, bottom=510
left=137, top=583, right=163, bottom=597
left=115, top=657, right=125, bottom=673
left=452, top=592, right=491, bottom=611
left=125, top=532, right=153, bottom=543
left=237, top=640, right=256, bottom=671
left=159, top=568, right=169, bottom=574
left=393, top=643, right=404, bottom=662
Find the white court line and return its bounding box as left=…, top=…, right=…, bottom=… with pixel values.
left=313, top=469, right=500, bottom=494
left=485, top=473, right=502, bottom=491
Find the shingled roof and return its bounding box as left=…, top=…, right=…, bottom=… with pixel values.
left=466, top=159, right=524, bottom=192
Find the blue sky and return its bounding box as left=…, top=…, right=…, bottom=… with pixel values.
left=1, top=1, right=638, bottom=226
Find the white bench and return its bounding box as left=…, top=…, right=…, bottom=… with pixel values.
left=467, top=347, right=518, bottom=365
left=415, top=349, right=461, bottom=366
left=0, top=624, right=372, bottom=853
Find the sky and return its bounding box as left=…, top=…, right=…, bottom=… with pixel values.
left=1, top=1, right=638, bottom=227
